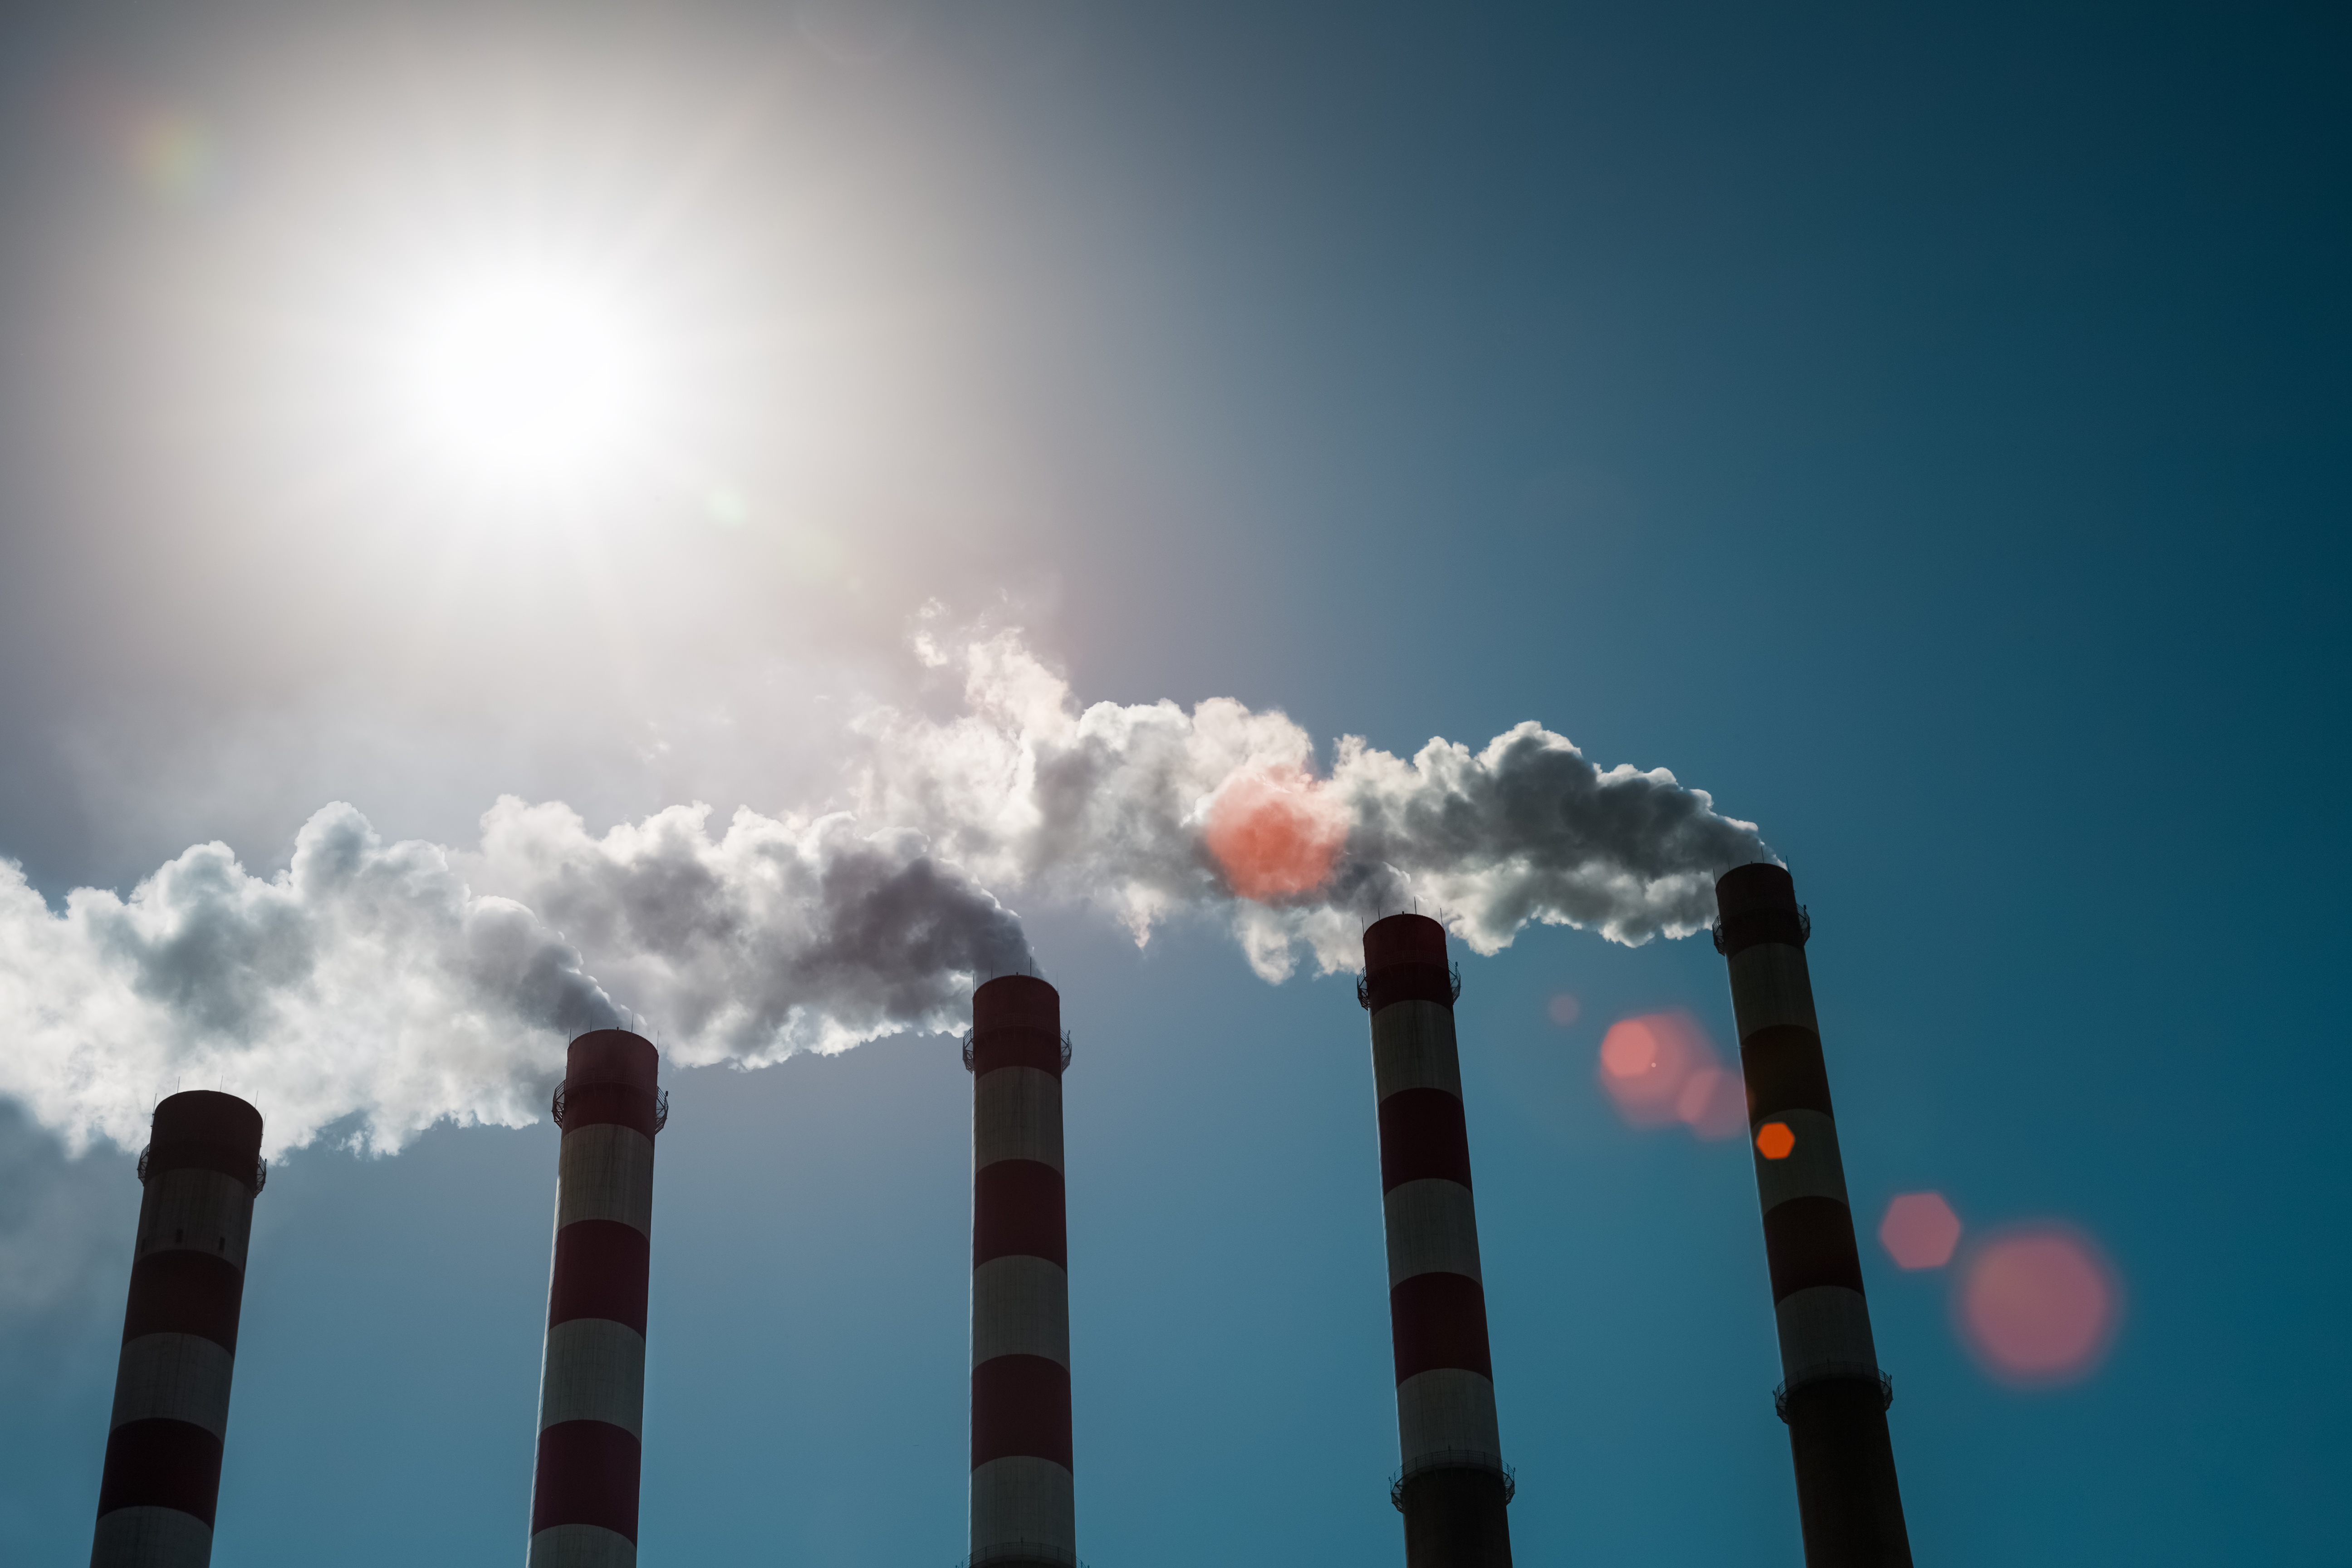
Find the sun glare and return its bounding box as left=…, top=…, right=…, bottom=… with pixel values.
left=397, top=259, right=647, bottom=492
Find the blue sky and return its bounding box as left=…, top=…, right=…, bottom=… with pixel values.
left=0, top=2, right=2346, bottom=1564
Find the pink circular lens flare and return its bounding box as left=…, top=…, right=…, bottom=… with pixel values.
left=1879, top=1192, right=1962, bottom=1270
left=1957, top=1226, right=2121, bottom=1384
left=1674, top=1066, right=1748, bottom=1139
left=1596, top=1011, right=1741, bottom=1137
left=1596, top=1014, right=1692, bottom=1126
left=1202, top=766, right=1348, bottom=901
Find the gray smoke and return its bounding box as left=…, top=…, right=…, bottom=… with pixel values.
left=861, top=625, right=1772, bottom=980
left=472, top=799, right=1032, bottom=1063
left=0, top=622, right=1763, bottom=1156
left=0, top=799, right=1028, bottom=1156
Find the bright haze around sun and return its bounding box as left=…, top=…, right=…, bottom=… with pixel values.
left=8, top=4, right=1122, bottom=888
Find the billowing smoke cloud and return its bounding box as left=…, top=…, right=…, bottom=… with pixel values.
left=474, top=799, right=1031, bottom=1065
left=0, top=800, right=1028, bottom=1156
left=860, top=627, right=1770, bottom=981
left=0, top=623, right=1766, bottom=1156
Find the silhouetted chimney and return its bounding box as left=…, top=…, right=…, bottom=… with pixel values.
left=965, top=975, right=1078, bottom=1568
left=528, top=1030, right=666, bottom=1568
left=1715, top=864, right=1911, bottom=1567
left=1360, top=915, right=1514, bottom=1568
left=92, top=1090, right=265, bottom=1568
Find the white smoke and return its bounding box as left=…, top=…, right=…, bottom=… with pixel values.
left=0, top=623, right=1767, bottom=1157
left=859, top=627, right=1769, bottom=980
left=0, top=800, right=1027, bottom=1157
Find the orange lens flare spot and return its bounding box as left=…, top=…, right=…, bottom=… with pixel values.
left=1879, top=1192, right=1962, bottom=1269
left=1958, top=1226, right=2121, bottom=1384
left=1203, top=766, right=1350, bottom=901
left=1754, top=1121, right=1796, bottom=1160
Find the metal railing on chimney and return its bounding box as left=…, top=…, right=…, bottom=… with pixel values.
left=955, top=1544, right=1090, bottom=1568
left=1355, top=961, right=1461, bottom=1009
left=1773, top=1365, right=1894, bottom=1423
left=137, top=1144, right=266, bottom=1192
left=961, top=1029, right=1074, bottom=1072
left=550, top=1082, right=669, bottom=1133
left=1389, top=1448, right=1517, bottom=1510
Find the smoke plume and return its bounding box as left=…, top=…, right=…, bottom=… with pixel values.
left=861, top=627, right=1769, bottom=980
left=0, top=625, right=1767, bottom=1156
left=0, top=800, right=1028, bottom=1156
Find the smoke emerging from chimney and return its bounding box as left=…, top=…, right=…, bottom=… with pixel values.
left=0, top=622, right=1768, bottom=1156
left=0, top=800, right=1028, bottom=1156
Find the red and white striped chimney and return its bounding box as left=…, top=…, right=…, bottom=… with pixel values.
left=966, top=975, right=1077, bottom=1568
left=1715, top=864, right=1911, bottom=1567
left=1360, top=915, right=1514, bottom=1568
left=91, top=1090, right=265, bottom=1568
left=528, top=1029, right=666, bottom=1568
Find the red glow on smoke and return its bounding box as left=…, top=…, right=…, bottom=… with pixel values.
left=1879, top=1192, right=1962, bottom=1269
left=1596, top=1011, right=1743, bottom=1137
left=1203, top=766, right=1350, bottom=901
left=1957, top=1226, right=2121, bottom=1384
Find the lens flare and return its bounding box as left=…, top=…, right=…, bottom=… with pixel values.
left=1545, top=991, right=1582, bottom=1026
left=1754, top=1121, right=1795, bottom=1160
left=127, top=113, right=218, bottom=201
left=68, top=85, right=224, bottom=204
left=1879, top=1192, right=1962, bottom=1269
left=1596, top=1010, right=1743, bottom=1137
left=1202, top=766, right=1349, bottom=901
left=1675, top=1065, right=1746, bottom=1137
left=1957, top=1225, right=2121, bottom=1384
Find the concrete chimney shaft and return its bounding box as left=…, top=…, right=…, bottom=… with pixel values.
left=1716, top=864, right=1911, bottom=1568
left=528, top=1030, right=664, bottom=1568
left=1361, top=915, right=1513, bottom=1568
left=967, top=975, right=1077, bottom=1568
left=91, top=1091, right=265, bottom=1568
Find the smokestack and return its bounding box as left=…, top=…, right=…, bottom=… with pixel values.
left=528, top=1030, right=666, bottom=1568
left=965, top=975, right=1077, bottom=1568
left=1359, top=915, right=1514, bottom=1568
left=90, top=1090, right=265, bottom=1568
left=1714, top=864, right=1911, bottom=1567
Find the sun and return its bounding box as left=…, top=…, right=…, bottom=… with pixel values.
left=396, top=256, right=650, bottom=493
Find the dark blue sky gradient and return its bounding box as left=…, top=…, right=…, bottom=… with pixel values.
left=0, top=3, right=2346, bottom=1564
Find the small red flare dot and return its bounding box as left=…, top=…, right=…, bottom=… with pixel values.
left=1754, top=1122, right=1796, bottom=1160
